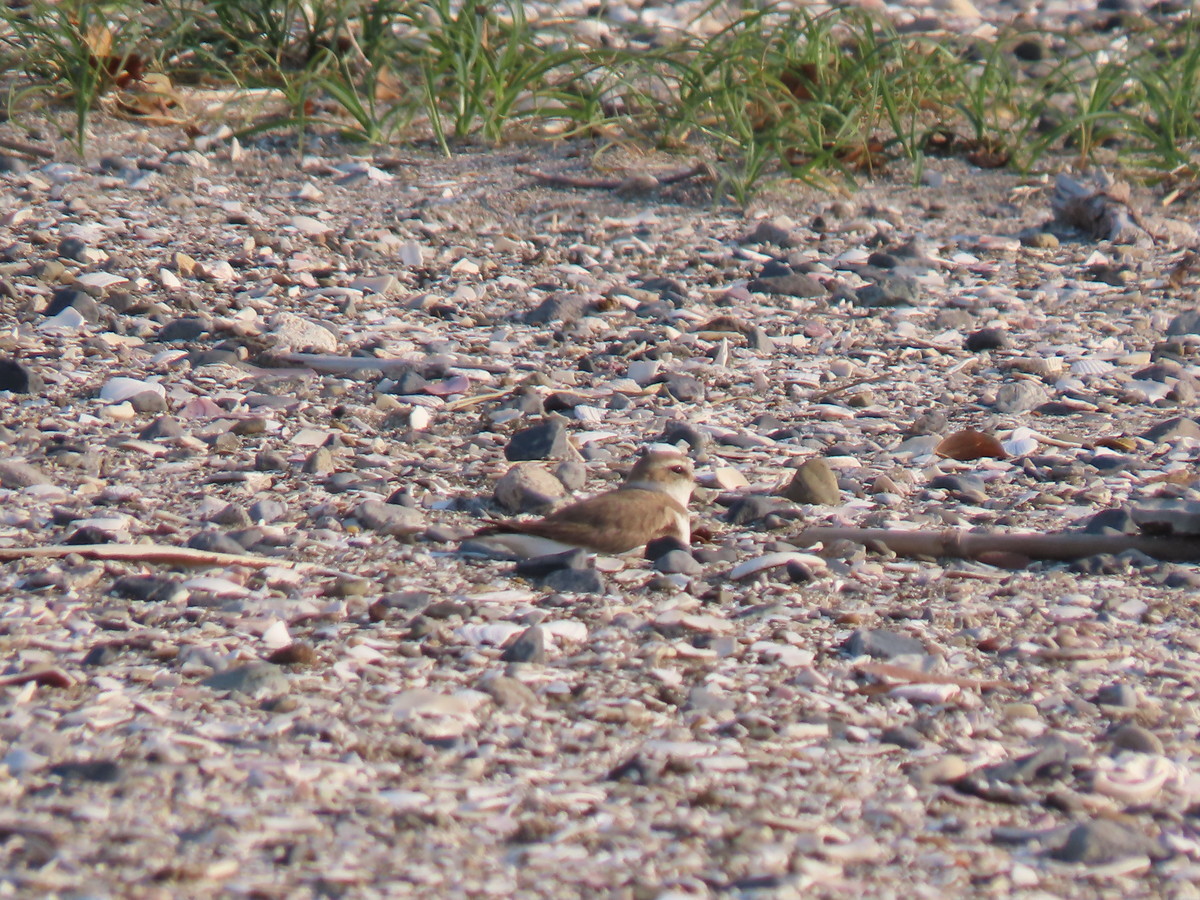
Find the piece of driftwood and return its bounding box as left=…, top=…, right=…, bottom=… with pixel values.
left=856, top=661, right=1009, bottom=692
left=793, top=526, right=1200, bottom=563
left=0, top=136, right=54, bottom=159
left=0, top=542, right=343, bottom=574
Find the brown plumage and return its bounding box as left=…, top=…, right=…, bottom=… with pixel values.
left=472, top=447, right=694, bottom=557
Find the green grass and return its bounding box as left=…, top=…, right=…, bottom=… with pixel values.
left=2, top=0, right=1200, bottom=202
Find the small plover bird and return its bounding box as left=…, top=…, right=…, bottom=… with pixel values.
left=470, top=446, right=694, bottom=557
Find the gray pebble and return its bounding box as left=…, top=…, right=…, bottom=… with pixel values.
left=1048, top=820, right=1166, bottom=864
left=494, top=462, right=566, bottom=514
left=202, top=663, right=289, bottom=697
left=505, top=417, right=575, bottom=462
left=500, top=625, right=546, bottom=663
left=653, top=549, right=702, bottom=575
left=994, top=380, right=1050, bottom=414
left=781, top=458, right=840, bottom=505
left=845, top=628, right=926, bottom=660
left=1095, top=682, right=1139, bottom=708
left=541, top=567, right=605, bottom=594
left=354, top=499, right=424, bottom=536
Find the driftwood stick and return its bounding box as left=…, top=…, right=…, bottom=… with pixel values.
left=0, top=543, right=344, bottom=574
left=0, top=136, right=54, bottom=159
left=793, top=526, right=1200, bottom=563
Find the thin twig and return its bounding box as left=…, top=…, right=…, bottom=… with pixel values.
left=795, top=525, right=1200, bottom=563
left=0, top=542, right=349, bottom=575
left=0, top=136, right=54, bottom=159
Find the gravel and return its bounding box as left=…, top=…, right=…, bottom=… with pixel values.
left=2, top=11, right=1200, bottom=895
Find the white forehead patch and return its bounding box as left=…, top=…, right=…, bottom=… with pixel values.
left=642, top=442, right=688, bottom=457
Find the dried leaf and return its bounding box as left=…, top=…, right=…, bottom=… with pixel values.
left=85, top=24, right=113, bottom=60
left=1095, top=436, right=1136, bottom=452
left=936, top=428, right=1008, bottom=461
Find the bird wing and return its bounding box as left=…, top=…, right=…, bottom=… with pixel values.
left=477, top=490, right=688, bottom=554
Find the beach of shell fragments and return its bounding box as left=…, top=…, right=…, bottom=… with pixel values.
left=4, top=1, right=1200, bottom=897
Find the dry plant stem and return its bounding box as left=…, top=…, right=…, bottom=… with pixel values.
left=0, top=136, right=55, bottom=158
left=795, top=526, right=1200, bottom=563
left=856, top=661, right=1010, bottom=691
left=0, top=542, right=347, bottom=574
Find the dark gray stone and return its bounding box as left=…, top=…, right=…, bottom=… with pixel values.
left=1083, top=507, right=1136, bottom=535
left=494, top=462, right=566, bottom=513
left=249, top=499, right=287, bottom=524
left=1088, top=453, right=1133, bottom=472
left=854, top=273, right=920, bottom=307
left=660, top=373, right=705, bottom=402
left=1166, top=310, right=1200, bottom=337
left=965, top=328, right=1009, bottom=351
left=1049, top=820, right=1166, bottom=864
left=880, top=726, right=925, bottom=749
left=110, top=575, right=187, bottom=603
left=1132, top=499, right=1200, bottom=536
left=303, top=447, right=334, bottom=475
left=845, top=628, right=925, bottom=659
left=907, top=411, right=949, bottom=436
left=505, top=417, right=573, bottom=461
left=44, top=288, right=99, bottom=322
left=139, top=416, right=184, bottom=440
left=691, top=542, right=734, bottom=564
left=187, top=531, right=247, bottom=555
left=385, top=370, right=428, bottom=395
left=523, top=292, right=589, bottom=324
left=255, top=450, right=288, bottom=471
left=749, top=268, right=825, bottom=298
left=1142, top=416, right=1200, bottom=443
left=481, top=675, right=540, bottom=709
left=129, top=391, right=167, bottom=413
left=653, top=549, right=702, bottom=575
left=645, top=535, right=691, bottom=559
left=500, top=625, right=546, bottom=663
left=0, top=460, right=49, bottom=488
left=781, top=458, right=840, bottom=505
left=659, top=421, right=709, bottom=454
left=81, top=645, right=116, bottom=666
left=724, top=495, right=793, bottom=525
left=928, top=474, right=988, bottom=504
left=740, top=220, right=793, bottom=246
left=1095, top=682, right=1138, bottom=708
left=1108, top=723, right=1163, bottom=755
left=516, top=548, right=589, bottom=577
left=0, top=358, right=42, bottom=393
left=48, top=760, right=122, bottom=783
left=423, top=599, right=471, bottom=619
left=553, top=460, right=587, bottom=492
left=541, top=567, right=605, bottom=594
left=57, top=237, right=89, bottom=261
left=156, top=316, right=211, bottom=342
left=355, top=500, right=424, bottom=536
